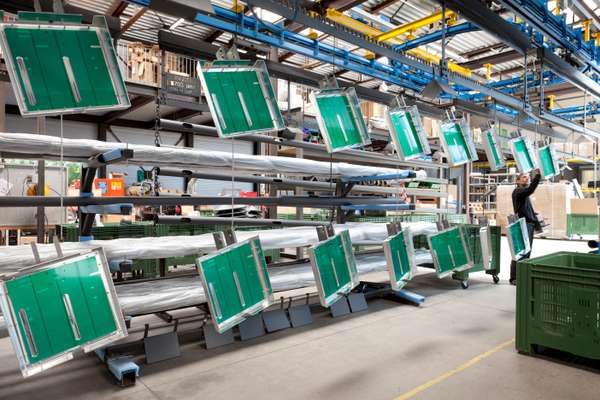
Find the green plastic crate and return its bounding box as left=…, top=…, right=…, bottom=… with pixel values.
left=567, top=214, right=599, bottom=237
left=517, top=252, right=600, bottom=360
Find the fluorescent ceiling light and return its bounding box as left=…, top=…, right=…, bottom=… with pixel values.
left=169, top=18, right=185, bottom=30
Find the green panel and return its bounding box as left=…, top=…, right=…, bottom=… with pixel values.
left=439, top=121, right=476, bottom=166
left=507, top=219, right=529, bottom=260
left=484, top=129, right=504, bottom=171
left=567, top=214, right=600, bottom=236
left=199, top=61, right=284, bottom=137
left=512, top=138, right=535, bottom=173
left=0, top=23, right=129, bottom=116
left=197, top=237, right=273, bottom=333
left=313, top=88, right=370, bottom=153
left=517, top=252, right=600, bottom=360
left=427, top=227, right=472, bottom=278
left=384, top=230, right=414, bottom=291
left=1, top=251, right=125, bottom=376
left=388, top=109, right=426, bottom=160
left=309, top=231, right=359, bottom=307
left=538, top=146, right=558, bottom=179
left=17, top=12, right=83, bottom=23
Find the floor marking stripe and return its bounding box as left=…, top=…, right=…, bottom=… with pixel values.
left=394, top=338, right=515, bottom=400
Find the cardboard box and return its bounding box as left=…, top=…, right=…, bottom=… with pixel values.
left=570, top=198, right=599, bottom=215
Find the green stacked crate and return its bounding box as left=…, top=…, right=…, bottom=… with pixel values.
left=517, top=252, right=600, bottom=360
left=566, top=214, right=599, bottom=236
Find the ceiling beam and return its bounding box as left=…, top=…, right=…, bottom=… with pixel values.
left=109, top=0, right=128, bottom=17
left=103, top=95, right=154, bottom=123
left=369, top=0, right=401, bottom=14
left=117, top=7, right=147, bottom=38
left=460, top=43, right=507, bottom=59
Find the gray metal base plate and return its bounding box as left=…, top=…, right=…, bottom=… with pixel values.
left=330, top=297, right=351, bottom=318
left=348, top=293, right=368, bottom=313
left=288, top=304, right=313, bottom=328
left=262, top=309, right=291, bottom=332
left=144, top=331, right=181, bottom=364
left=203, top=323, right=235, bottom=349
left=239, top=314, right=266, bottom=341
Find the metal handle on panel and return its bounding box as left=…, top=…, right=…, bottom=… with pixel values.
left=448, top=245, right=456, bottom=267
left=330, top=257, right=340, bottom=287
left=62, top=56, right=81, bottom=103
left=232, top=271, right=246, bottom=307
left=209, top=283, right=222, bottom=319
left=237, top=91, right=253, bottom=127
left=250, top=241, right=269, bottom=296
left=62, top=294, right=81, bottom=340
left=211, top=93, right=227, bottom=129
left=18, top=309, right=38, bottom=357
left=16, top=57, right=36, bottom=105
left=336, top=114, right=349, bottom=141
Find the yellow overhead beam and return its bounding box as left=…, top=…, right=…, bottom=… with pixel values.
left=548, top=94, right=555, bottom=110
left=325, top=8, right=471, bottom=77
left=375, top=10, right=456, bottom=42
left=593, top=32, right=600, bottom=46
left=484, top=63, right=492, bottom=80
left=581, top=19, right=592, bottom=42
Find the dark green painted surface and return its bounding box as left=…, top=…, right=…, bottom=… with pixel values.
left=485, top=130, right=503, bottom=169
left=517, top=252, right=600, bottom=360
left=538, top=146, right=557, bottom=178
left=513, top=138, right=535, bottom=172
left=441, top=123, right=471, bottom=165
left=198, top=238, right=272, bottom=330
left=17, top=12, right=83, bottom=23
left=5, top=255, right=117, bottom=364
left=3, top=25, right=123, bottom=114
left=201, top=66, right=281, bottom=136
left=428, top=227, right=471, bottom=278
left=311, top=232, right=357, bottom=306
left=567, top=214, right=600, bottom=236
left=384, top=231, right=412, bottom=289
left=389, top=110, right=424, bottom=159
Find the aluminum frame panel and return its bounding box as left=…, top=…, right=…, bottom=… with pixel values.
left=482, top=128, right=505, bottom=171
left=427, top=226, right=474, bottom=278
left=0, top=18, right=130, bottom=117
left=510, top=137, right=538, bottom=173
left=507, top=218, right=531, bottom=261
left=479, top=226, right=494, bottom=270
left=198, top=60, right=285, bottom=138
left=196, top=236, right=274, bottom=334
left=311, top=87, right=371, bottom=153
left=383, top=228, right=416, bottom=291
left=0, top=249, right=127, bottom=377
left=308, top=230, right=360, bottom=307
left=439, top=119, right=479, bottom=167
left=537, top=144, right=560, bottom=179
left=386, top=105, right=431, bottom=161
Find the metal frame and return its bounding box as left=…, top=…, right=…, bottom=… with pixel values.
left=196, top=236, right=273, bottom=333
left=536, top=144, right=560, bottom=179
left=427, top=226, right=474, bottom=279
left=439, top=117, right=479, bottom=167
left=510, top=136, right=538, bottom=173
left=479, top=226, right=493, bottom=270
left=0, top=16, right=130, bottom=117
left=383, top=227, right=416, bottom=291
left=197, top=60, right=284, bottom=138
left=0, top=248, right=127, bottom=377
left=481, top=127, right=506, bottom=171
left=308, top=230, right=360, bottom=308
left=310, top=87, right=371, bottom=153
left=506, top=218, right=531, bottom=261
left=386, top=104, right=431, bottom=161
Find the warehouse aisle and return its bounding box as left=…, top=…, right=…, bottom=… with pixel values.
left=0, top=238, right=596, bottom=400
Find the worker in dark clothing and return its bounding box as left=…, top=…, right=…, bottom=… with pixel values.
left=509, top=168, right=541, bottom=285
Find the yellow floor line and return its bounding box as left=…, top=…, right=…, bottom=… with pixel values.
left=394, top=338, right=515, bottom=400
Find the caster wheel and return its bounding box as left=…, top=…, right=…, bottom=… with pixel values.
left=493, top=275, right=500, bottom=284
left=461, top=280, right=469, bottom=289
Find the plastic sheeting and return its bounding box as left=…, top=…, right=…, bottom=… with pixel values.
left=116, top=251, right=434, bottom=316
left=0, top=222, right=437, bottom=273
left=0, top=133, right=427, bottom=179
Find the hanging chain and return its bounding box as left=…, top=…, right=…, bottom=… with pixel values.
left=154, top=96, right=162, bottom=147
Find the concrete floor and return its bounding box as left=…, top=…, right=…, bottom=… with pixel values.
left=0, top=237, right=598, bottom=400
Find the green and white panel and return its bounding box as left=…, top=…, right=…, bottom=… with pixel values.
left=507, top=218, right=531, bottom=261
left=537, top=145, right=560, bottom=179
left=197, top=237, right=273, bottom=333
left=482, top=128, right=505, bottom=171
left=198, top=60, right=285, bottom=138
left=0, top=14, right=130, bottom=117
left=383, top=228, right=416, bottom=291
left=479, top=226, right=494, bottom=270
left=308, top=230, right=360, bottom=307
left=510, top=137, right=537, bottom=173
left=311, top=87, right=371, bottom=153
left=0, top=249, right=127, bottom=377
left=439, top=119, right=479, bottom=167
left=386, top=105, right=430, bottom=161
left=427, top=226, right=474, bottom=278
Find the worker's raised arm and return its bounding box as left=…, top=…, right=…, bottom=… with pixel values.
left=514, top=169, right=541, bottom=199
